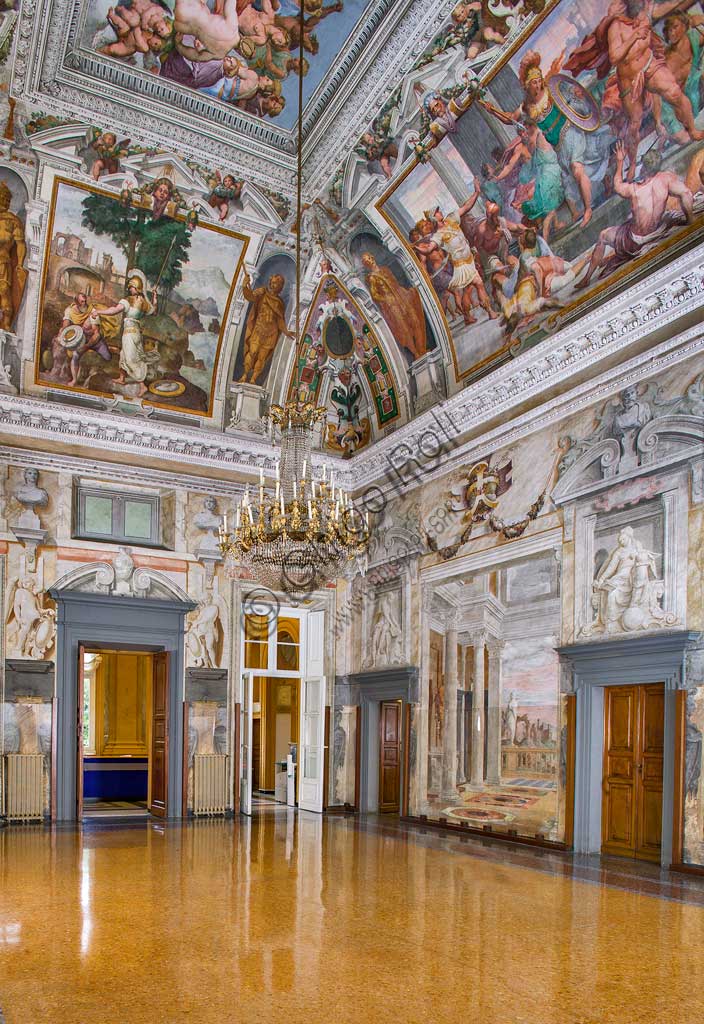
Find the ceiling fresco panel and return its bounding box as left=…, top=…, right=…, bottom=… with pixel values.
left=375, top=0, right=704, bottom=382
left=34, top=176, right=248, bottom=416
left=1, top=0, right=703, bottom=450
left=79, top=0, right=379, bottom=129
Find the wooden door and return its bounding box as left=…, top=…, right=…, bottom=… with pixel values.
left=602, top=683, right=664, bottom=861
left=76, top=644, right=86, bottom=818
left=379, top=701, right=401, bottom=814
left=252, top=718, right=261, bottom=792
left=636, top=684, right=665, bottom=860
left=149, top=651, right=169, bottom=818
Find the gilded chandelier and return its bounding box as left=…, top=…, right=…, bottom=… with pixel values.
left=217, top=2, right=370, bottom=592
left=219, top=401, right=370, bottom=592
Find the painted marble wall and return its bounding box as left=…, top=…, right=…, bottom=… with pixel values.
left=0, top=465, right=238, bottom=816
left=337, top=350, right=704, bottom=852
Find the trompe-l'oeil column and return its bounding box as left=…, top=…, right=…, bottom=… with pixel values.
left=441, top=609, right=459, bottom=799
left=486, top=641, right=505, bottom=786
left=470, top=630, right=486, bottom=787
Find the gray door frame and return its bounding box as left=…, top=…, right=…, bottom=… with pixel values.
left=557, top=631, right=701, bottom=867
left=344, top=667, right=419, bottom=814
left=48, top=589, right=194, bottom=822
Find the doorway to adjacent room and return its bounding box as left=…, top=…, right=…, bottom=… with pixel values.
left=78, top=646, right=169, bottom=820
left=251, top=674, right=300, bottom=806
left=239, top=605, right=326, bottom=816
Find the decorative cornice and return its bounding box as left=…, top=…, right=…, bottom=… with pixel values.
left=0, top=397, right=354, bottom=486
left=13, top=0, right=459, bottom=199
left=1, top=255, right=703, bottom=493
left=347, top=241, right=704, bottom=491
left=0, top=444, right=242, bottom=498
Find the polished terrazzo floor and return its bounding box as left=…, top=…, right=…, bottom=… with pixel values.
left=1, top=812, right=703, bottom=1023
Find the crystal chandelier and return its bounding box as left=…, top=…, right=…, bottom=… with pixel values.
left=219, top=401, right=369, bottom=592
left=218, top=4, right=370, bottom=593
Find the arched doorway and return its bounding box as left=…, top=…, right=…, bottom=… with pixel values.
left=49, top=562, right=194, bottom=822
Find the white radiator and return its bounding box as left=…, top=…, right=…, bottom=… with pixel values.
left=193, top=754, right=229, bottom=817
left=5, top=754, right=44, bottom=822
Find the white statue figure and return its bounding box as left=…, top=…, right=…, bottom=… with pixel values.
left=193, top=495, right=222, bottom=554
left=187, top=597, right=222, bottom=668
left=612, top=386, right=653, bottom=437
left=0, top=329, right=16, bottom=390
left=370, top=592, right=403, bottom=666
left=502, top=691, right=518, bottom=745
left=590, top=527, right=670, bottom=634
left=14, top=467, right=49, bottom=529
left=6, top=576, right=56, bottom=659
left=113, top=546, right=135, bottom=595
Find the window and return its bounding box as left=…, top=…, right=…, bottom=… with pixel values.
left=244, top=613, right=270, bottom=670
left=82, top=652, right=99, bottom=754
left=276, top=616, right=300, bottom=671
left=242, top=608, right=304, bottom=675
left=74, top=484, right=162, bottom=547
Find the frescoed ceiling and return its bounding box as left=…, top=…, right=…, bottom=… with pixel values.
left=16, top=0, right=453, bottom=193
left=2, top=0, right=704, bottom=481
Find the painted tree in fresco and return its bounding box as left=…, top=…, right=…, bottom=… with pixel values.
left=134, top=217, right=190, bottom=314
left=80, top=193, right=191, bottom=313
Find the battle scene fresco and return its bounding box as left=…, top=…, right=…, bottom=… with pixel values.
left=81, top=0, right=375, bottom=127
left=379, top=0, right=704, bottom=381
left=35, top=177, right=248, bottom=415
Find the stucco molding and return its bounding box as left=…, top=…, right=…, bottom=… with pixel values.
left=347, top=237, right=704, bottom=490
left=14, top=0, right=460, bottom=198
left=1, top=324, right=701, bottom=495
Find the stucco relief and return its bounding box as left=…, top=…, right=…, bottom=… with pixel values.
left=583, top=526, right=675, bottom=636
left=5, top=574, right=56, bottom=659
left=365, top=588, right=404, bottom=669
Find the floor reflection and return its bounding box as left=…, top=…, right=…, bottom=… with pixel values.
left=0, top=814, right=702, bottom=1023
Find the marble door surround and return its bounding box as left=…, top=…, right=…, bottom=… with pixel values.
left=49, top=583, right=195, bottom=821
left=338, top=666, right=418, bottom=813
left=557, top=631, right=702, bottom=867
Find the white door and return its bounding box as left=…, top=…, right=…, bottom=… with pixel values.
left=240, top=671, right=253, bottom=816
left=298, top=610, right=326, bottom=813
left=298, top=677, right=326, bottom=813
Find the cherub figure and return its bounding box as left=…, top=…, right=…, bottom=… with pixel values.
left=173, top=0, right=241, bottom=60
left=207, top=171, right=243, bottom=220
left=81, top=129, right=131, bottom=181
left=99, top=0, right=173, bottom=58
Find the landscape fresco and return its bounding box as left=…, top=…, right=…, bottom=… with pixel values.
left=379, top=0, right=704, bottom=381
left=35, top=177, right=247, bottom=415
left=81, top=0, right=374, bottom=128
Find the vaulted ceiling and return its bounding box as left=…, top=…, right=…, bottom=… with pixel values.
left=17, top=0, right=451, bottom=198
left=2, top=0, right=704, bottom=486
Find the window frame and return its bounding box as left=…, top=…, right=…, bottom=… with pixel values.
left=241, top=604, right=306, bottom=678
left=73, top=484, right=162, bottom=548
